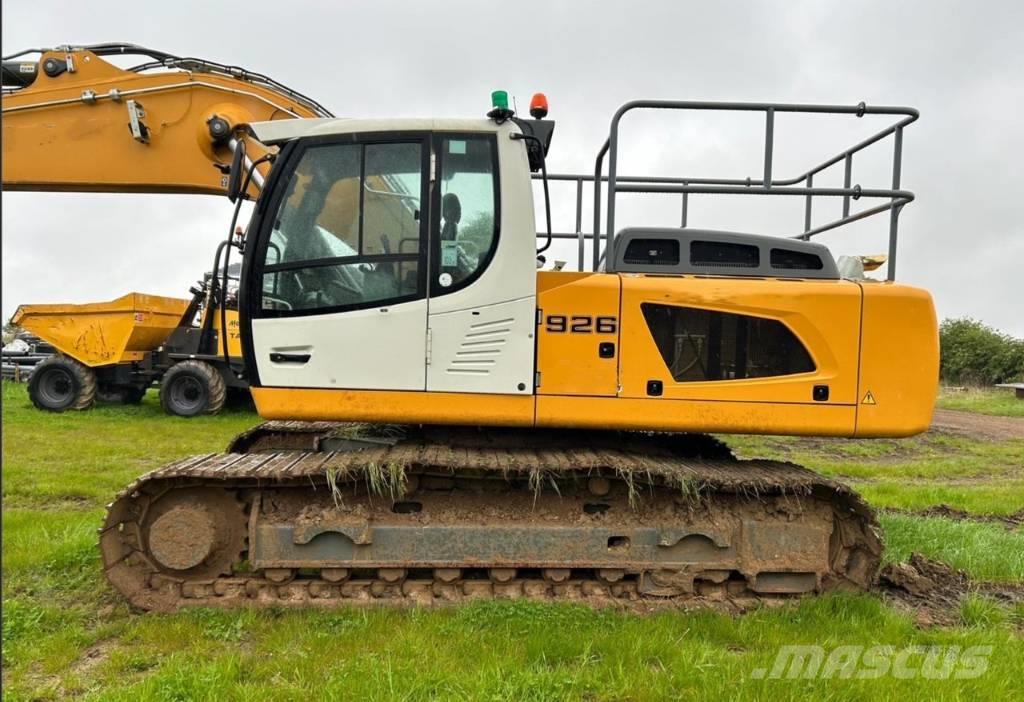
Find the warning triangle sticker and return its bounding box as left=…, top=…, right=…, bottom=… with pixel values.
left=862, top=391, right=876, bottom=405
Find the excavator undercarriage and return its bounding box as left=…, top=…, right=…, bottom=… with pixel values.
left=101, top=423, right=881, bottom=611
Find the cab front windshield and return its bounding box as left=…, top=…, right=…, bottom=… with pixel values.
left=262, top=141, right=423, bottom=311
left=260, top=135, right=498, bottom=312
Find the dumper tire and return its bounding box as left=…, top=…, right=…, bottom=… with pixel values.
left=28, top=355, right=97, bottom=412
left=160, top=360, right=226, bottom=417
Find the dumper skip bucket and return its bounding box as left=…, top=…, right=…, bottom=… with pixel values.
left=12, top=293, right=190, bottom=367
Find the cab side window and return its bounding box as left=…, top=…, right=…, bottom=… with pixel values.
left=261, top=141, right=424, bottom=313
left=433, top=136, right=498, bottom=294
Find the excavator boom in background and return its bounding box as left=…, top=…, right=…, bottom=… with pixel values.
left=2, top=42, right=331, bottom=193
left=4, top=44, right=939, bottom=610
left=3, top=44, right=331, bottom=415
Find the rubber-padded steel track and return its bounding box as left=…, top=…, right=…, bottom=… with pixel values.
left=100, top=423, right=882, bottom=611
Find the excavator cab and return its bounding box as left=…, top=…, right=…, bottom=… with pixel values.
left=238, top=120, right=538, bottom=403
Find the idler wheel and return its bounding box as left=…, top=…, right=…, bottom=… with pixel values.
left=142, top=487, right=246, bottom=579
left=149, top=505, right=216, bottom=571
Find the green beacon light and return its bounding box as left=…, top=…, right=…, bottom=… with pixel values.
left=487, top=90, right=514, bottom=122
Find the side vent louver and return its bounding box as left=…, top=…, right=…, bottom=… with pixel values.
left=447, top=317, right=511, bottom=376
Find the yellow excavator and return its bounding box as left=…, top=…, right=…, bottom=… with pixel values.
left=3, top=45, right=938, bottom=610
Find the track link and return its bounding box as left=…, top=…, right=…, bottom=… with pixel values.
left=100, top=424, right=881, bottom=611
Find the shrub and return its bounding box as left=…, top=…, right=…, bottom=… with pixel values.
left=940, top=318, right=1024, bottom=386
left=2, top=322, right=22, bottom=346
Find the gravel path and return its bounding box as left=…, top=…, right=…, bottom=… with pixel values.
left=930, top=409, right=1024, bottom=441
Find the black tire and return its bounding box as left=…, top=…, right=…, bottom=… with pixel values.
left=159, top=360, right=226, bottom=417
left=27, top=355, right=97, bottom=412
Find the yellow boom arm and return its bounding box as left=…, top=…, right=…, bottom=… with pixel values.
left=1, top=43, right=331, bottom=195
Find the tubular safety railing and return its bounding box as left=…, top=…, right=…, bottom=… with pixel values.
left=532, top=100, right=917, bottom=280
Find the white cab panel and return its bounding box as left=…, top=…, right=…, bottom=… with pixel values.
left=427, top=296, right=535, bottom=394
left=252, top=118, right=503, bottom=145
left=252, top=301, right=426, bottom=390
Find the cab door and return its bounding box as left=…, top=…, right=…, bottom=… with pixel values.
left=247, top=134, right=430, bottom=390
left=424, top=132, right=537, bottom=396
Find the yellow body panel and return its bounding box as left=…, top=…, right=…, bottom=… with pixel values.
left=252, top=387, right=535, bottom=426
left=200, top=308, right=243, bottom=359
left=536, top=272, right=620, bottom=396
left=618, top=274, right=862, bottom=405
left=252, top=274, right=938, bottom=440
left=536, top=396, right=856, bottom=436
left=855, top=283, right=939, bottom=437
left=532, top=271, right=864, bottom=435
left=12, top=293, right=189, bottom=366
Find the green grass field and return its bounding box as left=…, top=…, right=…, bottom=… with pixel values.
left=2, top=382, right=1022, bottom=700
left=936, top=387, right=1024, bottom=417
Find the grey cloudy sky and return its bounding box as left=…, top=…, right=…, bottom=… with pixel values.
left=3, top=0, right=1022, bottom=335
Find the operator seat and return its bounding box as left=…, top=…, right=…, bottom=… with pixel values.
left=440, top=192, right=461, bottom=241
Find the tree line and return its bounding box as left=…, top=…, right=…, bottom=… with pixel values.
left=940, top=318, right=1024, bottom=386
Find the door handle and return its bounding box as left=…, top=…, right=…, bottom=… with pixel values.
left=269, top=352, right=311, bottom=364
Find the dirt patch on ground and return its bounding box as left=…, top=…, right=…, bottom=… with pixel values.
left=879, top=553, right=1024, bottom=627
left=931, top=409, right=1024, bottom=441
left=925, top=504, right=1024, bottom=527
left=71, top=640, right=114, bottom=676
left=853, top=475, right=1018, bottom=487
left=892, top=504, right=1024, bottom=530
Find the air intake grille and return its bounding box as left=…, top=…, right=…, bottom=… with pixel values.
left=690, top=241, right=759, bottom=268
left=623, top=238, right=680, bottom=265
left=770, top=248, right=824, bottom=270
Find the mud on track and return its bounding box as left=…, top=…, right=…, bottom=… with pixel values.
left=100, top=426, right=883, bottom=612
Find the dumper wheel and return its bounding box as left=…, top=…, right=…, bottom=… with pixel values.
left=28, top=355, right=97, bottom=412
left=160, top=361, right=226, bottom=417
